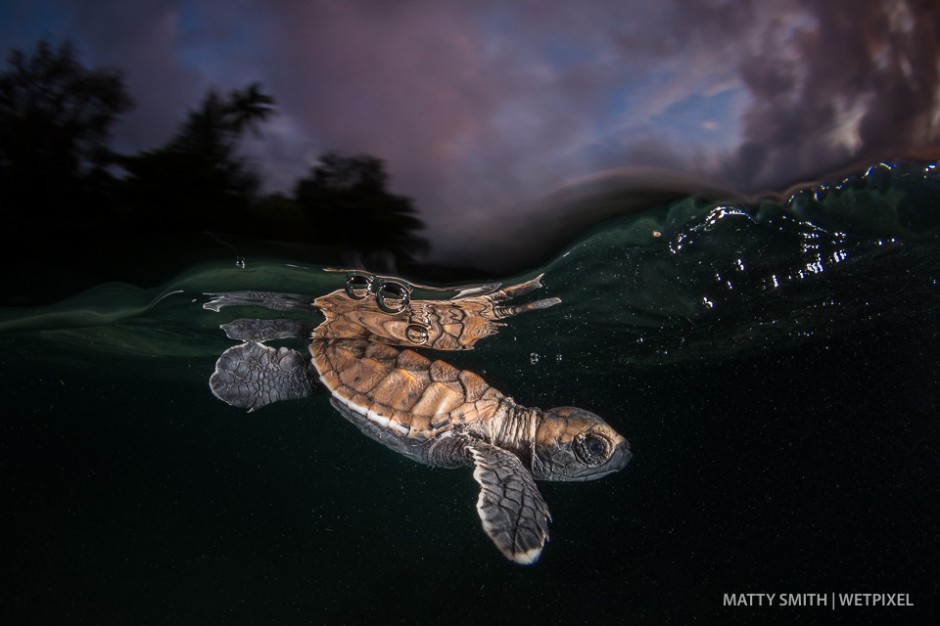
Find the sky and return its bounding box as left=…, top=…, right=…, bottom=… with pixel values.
left=1, top=0, right=939, bottom=268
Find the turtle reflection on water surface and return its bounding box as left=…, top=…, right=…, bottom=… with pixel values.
left=205, top=272, right=631, bottom=564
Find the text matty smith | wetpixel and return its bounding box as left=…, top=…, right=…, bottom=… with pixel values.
left=723, top=592, right=914, bottom=609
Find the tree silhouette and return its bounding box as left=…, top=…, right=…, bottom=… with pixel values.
left=119, top=83, right=275, bottom=231
left=0, top=40, right=132, bottom=232
left=294, top=152, right=430, bottom=264
left=0, top=39, right=436, bottom=303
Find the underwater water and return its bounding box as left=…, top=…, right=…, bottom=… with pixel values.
left=2, top=161, right=939, bottom=624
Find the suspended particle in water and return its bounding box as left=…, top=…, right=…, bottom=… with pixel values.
left=235, top=257, right=247, bottom=269
left=529, top=352, right=539, bottom=365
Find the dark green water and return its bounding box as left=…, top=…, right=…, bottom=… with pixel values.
left=2, top=162, right=939, bottom=624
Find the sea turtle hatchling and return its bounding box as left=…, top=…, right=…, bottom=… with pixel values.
left=205, top=272, right=631, bottom=564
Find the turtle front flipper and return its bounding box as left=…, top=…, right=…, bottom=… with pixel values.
left=467, top=440, right=552, bottom=565
left=210, top=342, right=319, bottom=411
left=481, top=273, right=562, bottom=319
left=203, top=291, right=313, bottom=313
left=220, top=318, right=316, bottom=342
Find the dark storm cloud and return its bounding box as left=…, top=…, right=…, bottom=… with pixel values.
left=727, top=0, right=940, bottom=189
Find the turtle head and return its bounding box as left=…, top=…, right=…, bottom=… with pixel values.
left=531, top=406, right=631, bottom=481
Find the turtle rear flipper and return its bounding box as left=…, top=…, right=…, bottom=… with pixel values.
left=468, top=441, right=552, bottom=565
left=210, top=342, right=319, bottom=411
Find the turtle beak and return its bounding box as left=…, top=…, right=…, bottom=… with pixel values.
left=609, top=438, right=632, bottom=472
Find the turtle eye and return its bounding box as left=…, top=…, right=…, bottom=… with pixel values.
left=574, top=433, right=611, bottom=465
